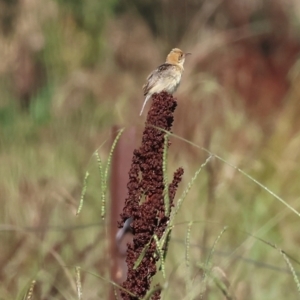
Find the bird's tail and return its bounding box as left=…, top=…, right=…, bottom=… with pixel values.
left=139, top=95, right=151, bottom=116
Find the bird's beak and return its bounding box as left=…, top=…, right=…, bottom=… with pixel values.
left=184, top=52, right=192, bottom=57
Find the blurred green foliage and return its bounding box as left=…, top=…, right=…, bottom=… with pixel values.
left=29, top=84, right=53, bottom=124
left=0, top=0, right=19, bottom=35
left=54, top=0, right=118, bottom=66
left=55, top=0, right=117, bottom=31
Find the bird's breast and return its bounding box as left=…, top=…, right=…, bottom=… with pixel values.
left=163, top=69, right=182, bottom=93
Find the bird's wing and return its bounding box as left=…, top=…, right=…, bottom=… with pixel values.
left=142, top=63, right=173, bottom=96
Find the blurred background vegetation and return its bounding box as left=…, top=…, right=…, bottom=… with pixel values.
left=1, top=0, right=300, bottom=299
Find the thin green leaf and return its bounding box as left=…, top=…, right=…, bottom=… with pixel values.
left=154, top=234, right=165, bottom=279
left=76, top=171, right=89, bottom=216
left=163, top=134, right=170, bottom=216
left=134, top=241, right=151, bottom=270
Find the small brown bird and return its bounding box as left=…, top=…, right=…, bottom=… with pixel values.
left=140, top=48, right=191, bottom=115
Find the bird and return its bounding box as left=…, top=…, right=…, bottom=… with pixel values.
left=140, top=48, right=191, bottom=115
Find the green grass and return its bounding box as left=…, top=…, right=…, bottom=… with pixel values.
left=2, top=92, right=300, bottom=299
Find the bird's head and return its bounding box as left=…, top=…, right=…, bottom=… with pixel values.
left=166, top=48, right=191, bottom=67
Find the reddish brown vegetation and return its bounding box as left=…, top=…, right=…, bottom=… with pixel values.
left=119, top=92, right=184, bottom=299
